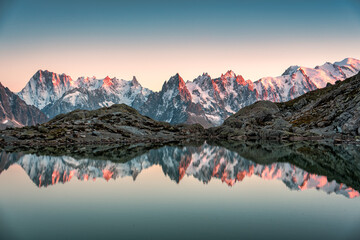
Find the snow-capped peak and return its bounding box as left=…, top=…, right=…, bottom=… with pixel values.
left=75, top=76, right=103, bottom=90
left=334, top=57, right=360, bottom=69
left=17, top=70, right=74, bottom=109
left=282, top=65, right=300, bottom=76
left=193, top=73, right=212, bottom=86
left=222, top=70, right=236, bottom=79
left=131, top=76, right=140, bottom=86
left=102, top=76, right=113, bottom=87
left=164, top=73, right=186, bottom=90
left=202, top=72, right=210, bottom=77
left=235, top=75, right=247, bottom=85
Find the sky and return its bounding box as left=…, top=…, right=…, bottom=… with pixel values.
left=0, top=0, right=359, bottom=92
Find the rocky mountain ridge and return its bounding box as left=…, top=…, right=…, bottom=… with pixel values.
left=42, top=76, right=151, bottom=118
left=18, top=70, right=152, bottom=119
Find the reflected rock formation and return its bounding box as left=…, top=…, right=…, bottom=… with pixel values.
left=0, top=143, right=359, bottom=199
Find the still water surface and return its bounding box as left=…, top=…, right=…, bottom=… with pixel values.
left=0, top=142, right=359, bottom=240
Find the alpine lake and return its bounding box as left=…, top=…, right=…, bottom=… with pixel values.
left=1, top=141, right=359, bottom=240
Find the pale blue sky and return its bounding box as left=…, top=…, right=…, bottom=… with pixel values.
left=0, top=0, right=359, bottom=91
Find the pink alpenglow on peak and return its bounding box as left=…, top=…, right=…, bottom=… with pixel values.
left=222, top=70, right=236, bottom=79
left=102, top=76, right=113, bottom=87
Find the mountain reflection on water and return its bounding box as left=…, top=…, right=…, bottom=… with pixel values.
left=1, top=141, right=359, bottom=199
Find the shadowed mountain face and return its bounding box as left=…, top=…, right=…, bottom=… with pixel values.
left=0, top=82, right=48, bottom=129
left=1, top=142, right=359, bottom=199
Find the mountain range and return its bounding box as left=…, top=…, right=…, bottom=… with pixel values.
left=1, top=57, right=359, bottom=128
left=141, top=58, right=360, bottom=127
left=1, top=71, right=360, bottom=147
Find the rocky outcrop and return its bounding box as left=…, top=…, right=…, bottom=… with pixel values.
left=0, top=104, right=205, bottom=146
left=0, top=82, right=48, bottom=129
left=209, top=72, right=360, bottom=141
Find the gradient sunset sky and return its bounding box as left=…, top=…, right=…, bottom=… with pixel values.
left=0, top=0, right=359, bottom=92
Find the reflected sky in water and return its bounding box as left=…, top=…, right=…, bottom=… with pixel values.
left=0, top=143, right=360, bottom=240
